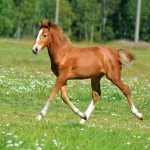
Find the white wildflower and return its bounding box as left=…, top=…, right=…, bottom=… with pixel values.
left=137, top=135, right=141, bottom=139
left=13, top=135, right=18, bottom=138
left=52, top=139, right=58, bottom=147
left=19, top=141, right=23, bottom=144
left=92, top=123, right=95, bottom=127
left=144, top=145, right=149, bottom=149
left=36, top=146, right=42, bottom=150
left=147, top=137, right=150, bottom=141
left=14, top=143, right=19, bottom=147
left=7, top=144, right=13, bottom=147
left=7, top=140, right=12, bottom=144
left=6, top=123, right=10, bottom=126
left=44, top=133, right=47, bottom=137
left=7, top=133, right=13, bottom=136
left=126, top=142, right=131, bottom=145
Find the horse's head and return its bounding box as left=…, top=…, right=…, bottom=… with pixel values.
left=32, top=20, right=51, bottom=55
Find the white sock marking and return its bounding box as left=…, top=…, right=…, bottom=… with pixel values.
left=36, top=114, right=42, bottom=121
left=85, top=100, right=95, bottom=118
left=74, top=108, right=85, bottom=118
left=36, top=101, right=49, bottom=121
left=131, top=105, right=138, bottom=114
left=41, top=102, right=49, bottom=116
left=131, top=105, right=143, bottom=118
left=80, top=100, right=95, bottom=124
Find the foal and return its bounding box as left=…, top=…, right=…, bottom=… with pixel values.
left=32, top=19, right=143, bottom=124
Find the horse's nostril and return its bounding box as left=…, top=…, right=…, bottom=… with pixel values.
left=32, top=49, right=37, bottom=54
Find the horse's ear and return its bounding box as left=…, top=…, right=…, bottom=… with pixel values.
left=38, top=22, right=42, bottom=28
left=48, top=21, right=52, bottom=29
left=42, top=19, right=52, bottom=29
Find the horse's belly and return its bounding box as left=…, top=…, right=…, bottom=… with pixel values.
left=69, top=64, right=104, bottom=79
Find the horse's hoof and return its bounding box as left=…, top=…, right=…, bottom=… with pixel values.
left=36, top=114, right=42, bottom=121
left=83, top=114, right=87, bottom=120
left=80, top=119, right=86, bottom=124
left=80, top=114, right=87, bottom=124
left=138, top=113, right=143, bottom=120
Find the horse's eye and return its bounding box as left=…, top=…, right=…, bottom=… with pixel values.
left=43, top=35, right=47, bottom=38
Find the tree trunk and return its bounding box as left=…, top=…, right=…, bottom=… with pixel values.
left=33, top=25, right=36, bottom=37
left=102, top=0, right=107, bottom=34
left=14, top=26, right=21, bottom=39
left=134, top=0, right=141, bottom=43
left=55, top=0, right=60, bottom=24
left=90, top=24, right=94, bottom=42
left=85, top=23, right=88, bottom=42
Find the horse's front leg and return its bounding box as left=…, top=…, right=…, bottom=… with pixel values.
left=61, top=83, right=87, bottom=120
left=36, top=76, right=67, bottom=121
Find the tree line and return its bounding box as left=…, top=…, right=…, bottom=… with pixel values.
left=0, top=0, right=149, bottom=42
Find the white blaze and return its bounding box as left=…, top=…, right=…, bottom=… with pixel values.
left=36, top=29, right=43, bottom=42
left=33, top=29, right=43, bottom=49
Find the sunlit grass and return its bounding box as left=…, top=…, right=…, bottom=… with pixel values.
left=0, top=38, right=150, bottom=150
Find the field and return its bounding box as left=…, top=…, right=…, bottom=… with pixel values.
left=0, top=38, right=150, bottom=150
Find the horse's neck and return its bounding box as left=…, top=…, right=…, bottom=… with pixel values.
left=47, top=46, right=58, bottom=76
left=47, top=46, right=57, bottom=62
left=49, top=35, right=63, bottom=57
left=48, top=44, right=61, bottom=63
left=48, top=38, right=68, bottom=62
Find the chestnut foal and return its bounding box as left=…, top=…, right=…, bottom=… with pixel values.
left=32, top=19, right=143, bottom=124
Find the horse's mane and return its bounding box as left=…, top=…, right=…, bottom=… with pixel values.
left=41, top=19, right=70, bottom=44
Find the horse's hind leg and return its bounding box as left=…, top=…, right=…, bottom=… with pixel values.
left=80, top=75, right=103, bottom=124
left=106, top=72, right=143, bottom=120
left=61, top=83, right=87, bottom=120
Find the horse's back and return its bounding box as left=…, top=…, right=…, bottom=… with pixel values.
left=74, top=45, right=120, bottom=68
left=66, top=45, right=120, bottom=79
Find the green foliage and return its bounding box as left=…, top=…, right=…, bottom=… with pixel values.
left=36, top=0, right=55, bottom=21
left=0, top=0, right=15, bottom=36
left=112, top=0, right=134, bottom=39
left=0, top=0, right=149, bottom=41
left=104, top=26, right=115, bottom=40
left=70, top=0, right=101, bottom=41
left=59, top=0, right=75, bottom=33
left=13, top=0, right=37, bottom=38
left=113, top=0, right=150, bottom=41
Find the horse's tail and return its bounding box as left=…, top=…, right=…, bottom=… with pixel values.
left=118, top=49, right=135, bottom=66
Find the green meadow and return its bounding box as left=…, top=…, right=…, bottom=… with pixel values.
left=0, top=39, right=150, bottom=150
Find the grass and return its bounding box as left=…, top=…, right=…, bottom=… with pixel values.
left=0, top=38, right=150, bottom=150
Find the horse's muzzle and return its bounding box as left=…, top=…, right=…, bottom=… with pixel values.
left=32, top=48, right=38, bottom=54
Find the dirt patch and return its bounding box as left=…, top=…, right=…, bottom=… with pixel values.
left=115, top=40, right=150, bottom=47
